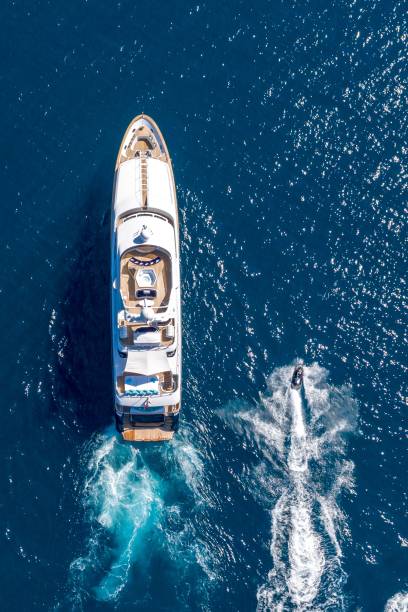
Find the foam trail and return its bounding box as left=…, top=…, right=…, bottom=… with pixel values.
left=68, top=427, right=219, bottom=608
left=69, top=428, right=162, bottom=604
left=257, top=493, right=290, bottom=611
left=318, top=495, right=342, bottom=558
left=288, top=483, right=324, bottom=606
left=287, top=387, right=324, bottom=606
left=385, top=592, right=408, bottom=612
left=93, top=462, right=158, bottom=601
left=249, top=363, right=357, bottom=611
left=163, top=434, right=220, bottom=582
left=288, top=388, right=307, bottom=473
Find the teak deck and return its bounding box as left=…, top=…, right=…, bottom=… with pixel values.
left=120, top=248, right=171, bottom=311
left=117, top=123, right=168, bottom=169
left=122, top=428, right=174, bottom=442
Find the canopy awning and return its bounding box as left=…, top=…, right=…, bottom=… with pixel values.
left=116, top=214, right=175, bottom=257
left=114, top=158, right=176, bottom=222
left=125, top=350, right=170, bottom=375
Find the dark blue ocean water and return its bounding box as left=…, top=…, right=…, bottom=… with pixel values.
left=0, top=0, right=406, bottom=610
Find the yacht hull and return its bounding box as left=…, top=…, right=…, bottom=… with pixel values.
left=111, top=115, right=181, bottom=442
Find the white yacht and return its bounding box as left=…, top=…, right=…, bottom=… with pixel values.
left=111, top=115, right=181, bottom=442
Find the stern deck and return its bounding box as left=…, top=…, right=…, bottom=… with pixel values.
left=122, top=428, right=174, bottom=442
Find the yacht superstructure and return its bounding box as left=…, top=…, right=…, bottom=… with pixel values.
left=111, top=115, right=181, bottom=442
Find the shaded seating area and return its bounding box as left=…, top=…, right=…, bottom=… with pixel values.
left=124, top=374, right=159, bottom=397
left=129, top=256, right=161, bottom=266
left=120, top=247, right=172, bottom=311
left=116, top=350, right=177, bottom=396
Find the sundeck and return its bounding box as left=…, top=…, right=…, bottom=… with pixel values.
left=111, top=115, right=181, bottom=442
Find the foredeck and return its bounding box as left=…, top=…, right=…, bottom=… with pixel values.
left=116, top=119, right=169, bottom=169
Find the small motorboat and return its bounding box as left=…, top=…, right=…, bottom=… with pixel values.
left=291, top=365, right=304, bottom=390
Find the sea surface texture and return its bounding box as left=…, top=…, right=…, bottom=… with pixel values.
left=0, top=0, right=406, bottom=610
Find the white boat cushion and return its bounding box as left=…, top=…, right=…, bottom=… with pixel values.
left=133, top=329, right=161, bottom=346
left=124, top=375, right=159, bottom=396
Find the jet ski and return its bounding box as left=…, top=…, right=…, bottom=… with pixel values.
left=291, top=365, right=304, bottom=390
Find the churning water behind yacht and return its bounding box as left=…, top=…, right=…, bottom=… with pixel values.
left=385, top=592, right=408, bottom=612
left=66, top=427, right=221, bottom=609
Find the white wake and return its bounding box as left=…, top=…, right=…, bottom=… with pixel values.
left=288, top=388, right=308, bottom=473
left=68, top=426, right=217, bottom=606
left=385, top=592, right=408, bottom=612
left=235, top=363, right=357, bottom=611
